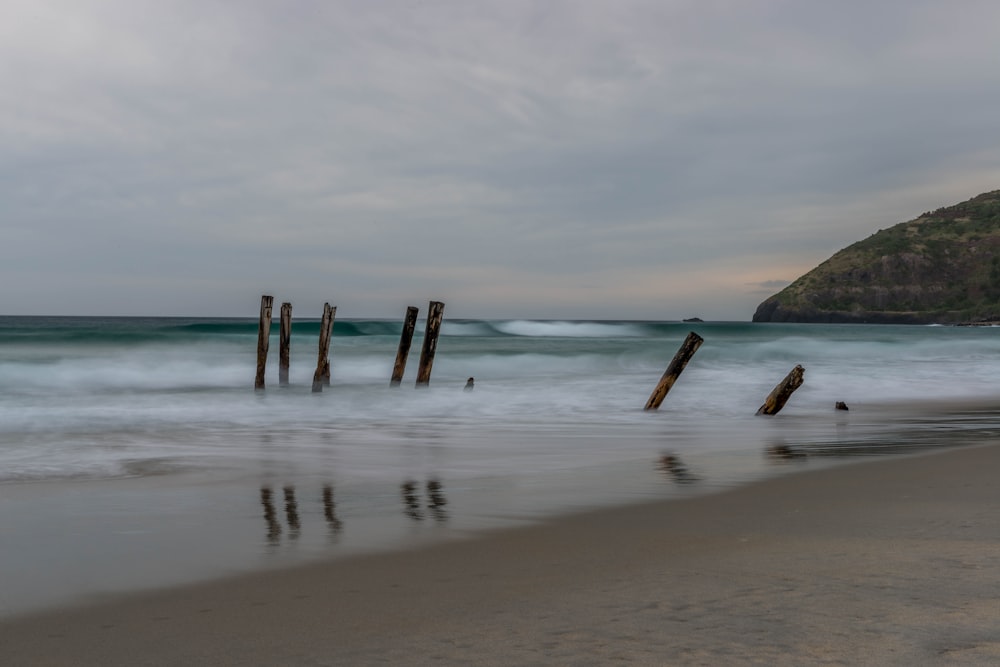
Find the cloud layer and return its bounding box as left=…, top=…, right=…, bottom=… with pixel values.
left=4, top=0, right=1000, bottom=319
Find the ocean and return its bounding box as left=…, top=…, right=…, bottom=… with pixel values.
left=2, top=315, right=999, bottom=615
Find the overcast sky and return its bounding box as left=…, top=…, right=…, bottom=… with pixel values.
left=3, top=0, right=1000, bottom=320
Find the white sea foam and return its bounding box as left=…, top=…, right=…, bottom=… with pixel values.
left=2, top=319, right=1000, bottom=483
left=494, top=320, right=645, bottom=338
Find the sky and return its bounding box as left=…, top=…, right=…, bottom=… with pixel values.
left=4, top=0, right=1000, bottom=321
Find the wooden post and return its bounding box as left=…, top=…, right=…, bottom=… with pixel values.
left=756, top=364, right=805, bottom=416
left=644, top=331, right=704, bottom=410
left=390, top=306, right=419, bottom=387
left=415, top=300, right=445, bottom=387
left=279, top=302, right=292, bottom=386
left=255, top=295, right=273, bottom=390
left=312, top=303, right=337, bottom=393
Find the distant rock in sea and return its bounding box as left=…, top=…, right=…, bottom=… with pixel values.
left=682, top=317, right=704, bottom=323
left=753, top=189, right=1000, bottom=324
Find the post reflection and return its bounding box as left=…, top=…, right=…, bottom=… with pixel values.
left=322, top=484, right=343, bottom=533
left=767, top=443, right=807, bottom=461
left=401, top=481, right=424, bottom=521
left=261, top=483, right=340, bottom=544
left=657, top=454, right=699, bottom=484
left=261, top=477, right=452, bottom=543
left=260, top=486, right=282, bottom=544
left=283, top=486, right=301, bottom=539
left=401, top=478, right=449, bottom=523
left=426, top=479, right=448, bottom=522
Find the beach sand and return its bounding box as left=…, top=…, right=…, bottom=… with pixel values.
left=2, top=444, right=998, bottom=666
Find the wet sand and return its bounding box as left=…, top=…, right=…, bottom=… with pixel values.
left=2, top=443, right=998, bottom=666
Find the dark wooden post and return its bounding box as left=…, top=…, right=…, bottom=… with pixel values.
left=756, top=364, right=805, bottom=415
left=255, top=295, right=273, bottom=390
left=312, top=303, right=336, bottom=393
left=415, top=300, right=445, bottom=387
left=390, top=306, right=419, bottom=387
left=279, top=302, right=292, bottom=386
left=644, top=331, right=704, bottom=410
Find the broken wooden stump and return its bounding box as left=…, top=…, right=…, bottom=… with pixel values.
left=756, top=364, right=805, bottom=415
left=254, top=295, right=273, bottom=390
left=390, top=306, right=419, bottom=387
left=415, top=300, right=445, bottom=387
left=312, top=303, right=337, bottom=393
left=644, top=331, right=704, bottom=410
left=279, top=302, right=292, bottom=386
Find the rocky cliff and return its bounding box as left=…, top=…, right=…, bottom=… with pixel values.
left=753, top=190, right=1000, bottom=324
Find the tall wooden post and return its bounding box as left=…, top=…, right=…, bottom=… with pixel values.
left=255, top=295, right=273, bottom=390
left=312, top=303, right=337, bottom=393
left=756, top=364, right=805, bottom=416
left=390, top=306, right=419, bottom=387
left=644, top=331, right=704, bottom=410
left=415, top=300, right=445, bottom=387
left=279, top=302, right=292, bottom=386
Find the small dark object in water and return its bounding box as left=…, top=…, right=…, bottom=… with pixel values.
left=835, top=401, right=849, bottom=411
left=464, top=377, right=474, bottom=391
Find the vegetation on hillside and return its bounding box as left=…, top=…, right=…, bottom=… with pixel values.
left=753, top=190, right=1000, bottom=323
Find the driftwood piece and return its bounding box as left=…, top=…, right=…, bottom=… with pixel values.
left=415, top=301, right=445, bottom=387
left=279, top=302, right=292, bottom=386
left=390, top=306, right=419, bottom=387
left=312, top=303, right=337, bottom=392
left=254, top=295, right=273, bottom=390
left=644, top=331, right=704, bottom=410
left=756, top=364, right=805, bottom=415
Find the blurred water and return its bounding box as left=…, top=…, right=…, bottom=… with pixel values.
left=2, top=317, right=1000, bottom=615
left=2, top=317, right=1000, bottom=482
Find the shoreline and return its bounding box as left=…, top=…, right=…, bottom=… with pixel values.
left=2, top=443, right=998, bottom=665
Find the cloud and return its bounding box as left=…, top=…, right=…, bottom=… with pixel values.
left=2, top=0, right=1000, bottom=318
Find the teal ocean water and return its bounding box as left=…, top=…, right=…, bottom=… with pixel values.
left=2, top=316, right=999, bottom=614
left=2, top=316, right=999, bottom=482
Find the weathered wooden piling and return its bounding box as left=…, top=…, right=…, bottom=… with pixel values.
left=279, top=302, right=292, bottom=386
left=644, top=331, right=704, bottom=410
left=415, top=300, right=445, bottom=387
left=312, top=303, right=337, bottom=393
left=756, top=364, right=805, bottom=416
left=255, top=295, right=273, bottom=390
left=390, top=306, right=419, bottom=387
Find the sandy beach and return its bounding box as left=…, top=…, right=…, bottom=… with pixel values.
left=2, top=443, right=998, bottom=666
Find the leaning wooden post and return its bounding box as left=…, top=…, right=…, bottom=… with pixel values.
left=390, top=306, right=419, bottom=387
left=255, top=295, right=273, bottom=390
left=279, top=302, right=292, bottom=386
left=756, top=364, right=805, bottom=416
left=415, top=301, right=445, bottom=387
left=644, top=331, right=704, bottom=410
left=312, top=303, right=337, bottom=393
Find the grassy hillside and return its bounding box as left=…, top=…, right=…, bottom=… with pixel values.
left=753, top=190, right=1000, bottom=323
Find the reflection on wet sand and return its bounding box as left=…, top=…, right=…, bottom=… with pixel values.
left=401, top=479, right=449, bottom=523
left=401, top=481, right=424, bottom=521
left=765, top=433, right=971, bottom=462
left=766, top=443, right=808, bottom=461
left=283, top=486, right=301, bottom=539
left=260, top=486, right=282, bottom=544
left=261, top=483, right=342, bottom=544
left=426, top=479, right=448, bottom=522
left=322, top=484, right=343, bottom=533
left=657, top=454, right=699, bottom=484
